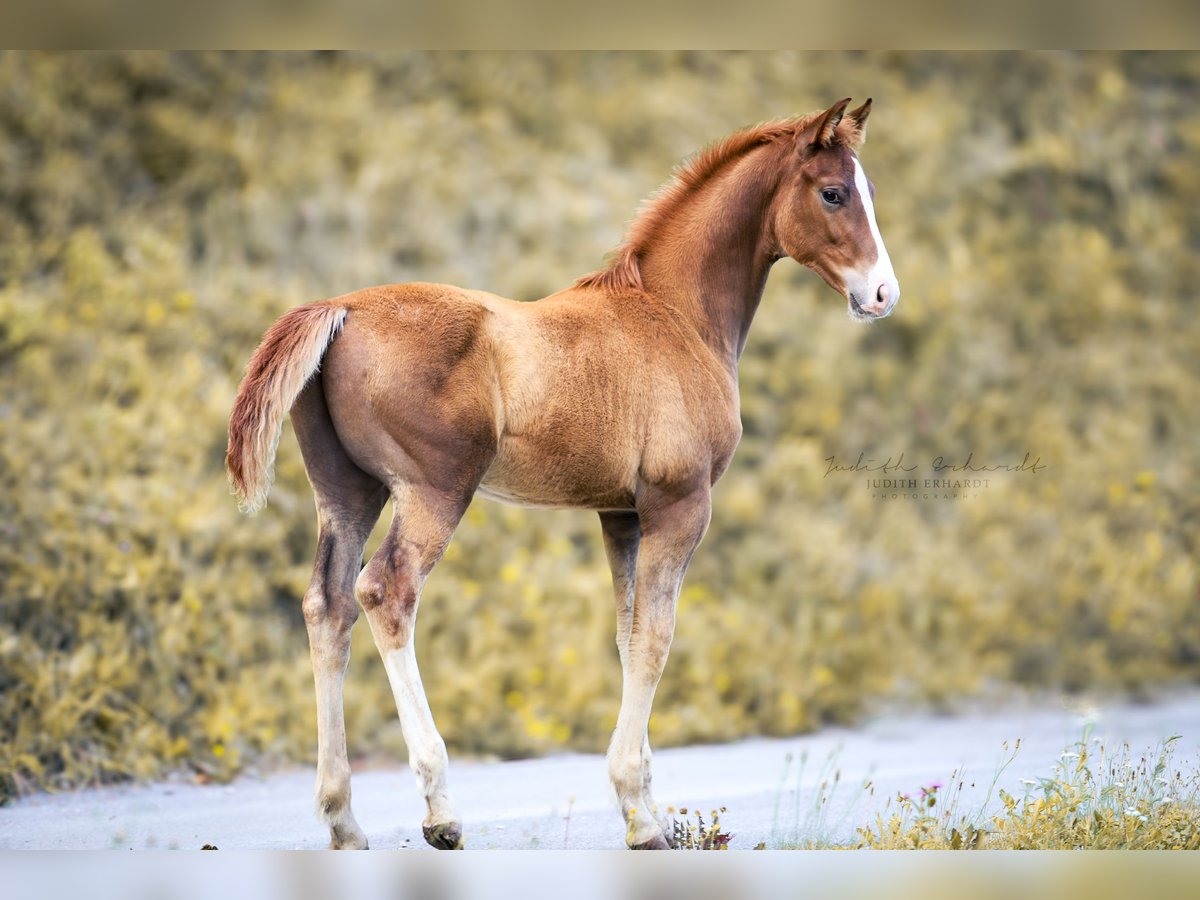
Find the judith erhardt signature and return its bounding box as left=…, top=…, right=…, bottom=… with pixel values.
left=824, top=451, right=1046, bottom=478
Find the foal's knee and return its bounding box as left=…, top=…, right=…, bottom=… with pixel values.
left=631, top=613, right=675, bottom=673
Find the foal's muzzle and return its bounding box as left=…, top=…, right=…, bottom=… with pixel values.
left=849, top=279, right=899, bottom=319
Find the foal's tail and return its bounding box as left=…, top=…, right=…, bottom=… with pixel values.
left=226, top=302, right=348, bottom=514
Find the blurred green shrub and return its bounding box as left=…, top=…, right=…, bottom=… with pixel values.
left=1, top=52, right=1198, bottom=801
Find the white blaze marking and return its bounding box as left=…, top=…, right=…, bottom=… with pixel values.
left=853, top=158, right=898, bottom=303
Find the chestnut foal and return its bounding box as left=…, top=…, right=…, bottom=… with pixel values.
left=227, top=98, right=898, bottom=850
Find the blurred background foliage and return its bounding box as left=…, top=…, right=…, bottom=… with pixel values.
left=1, top=52, right=1198, bottom=801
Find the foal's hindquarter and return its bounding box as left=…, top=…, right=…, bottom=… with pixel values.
left=296, top=283, right=739, bottom=849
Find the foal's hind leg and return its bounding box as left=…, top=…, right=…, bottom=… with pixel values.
left=292, top=381, right=388, bottom=849
left=356, top=484, right=469, bottom=850
left=302, top=505, right=382, bottom=849
left=607, top=487, right=711, bottom=849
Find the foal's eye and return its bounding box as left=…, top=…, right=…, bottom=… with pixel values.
left=821, top=189, right=842, bottom=206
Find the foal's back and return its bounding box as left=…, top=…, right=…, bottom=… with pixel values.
left=321, top=283, right=739, bottom=510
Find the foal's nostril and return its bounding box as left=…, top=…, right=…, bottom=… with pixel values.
left=876, top=283, right=891, bottom=308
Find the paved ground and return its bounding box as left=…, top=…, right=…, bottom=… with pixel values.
left=3, top=693, right=1197, bottom=850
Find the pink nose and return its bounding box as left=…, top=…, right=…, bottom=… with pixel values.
left=863, top=281, right=897, bottom=315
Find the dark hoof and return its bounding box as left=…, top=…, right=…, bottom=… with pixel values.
left=423, top=821, right=464, bottom=850
left=631, top=833, right=672, bottom=850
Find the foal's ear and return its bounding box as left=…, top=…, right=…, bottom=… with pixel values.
left=843, top=98, right=872, bottom=148
left=812, top=97, right=852, bottom=149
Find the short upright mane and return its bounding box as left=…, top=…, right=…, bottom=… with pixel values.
left=576, top=112, right=825, bottom=293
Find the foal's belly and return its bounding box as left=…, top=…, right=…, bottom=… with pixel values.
left=476, top=434, right=638, bottom=511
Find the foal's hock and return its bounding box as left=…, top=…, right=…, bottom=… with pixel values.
left=227, top=98, right=898, bottom=850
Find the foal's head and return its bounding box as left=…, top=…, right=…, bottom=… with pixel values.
left=774, top=98, right=900, bottom=320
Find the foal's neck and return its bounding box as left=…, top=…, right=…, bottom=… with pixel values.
left=637, top=144, right=783, bottom=372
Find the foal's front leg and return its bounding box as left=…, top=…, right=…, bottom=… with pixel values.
left=600, top=510, right=669, bottom=836
left=607, top=489, right=711, bottom=849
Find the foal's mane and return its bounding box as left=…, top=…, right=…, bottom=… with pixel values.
left=576, top=112, right=826, bottom=293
